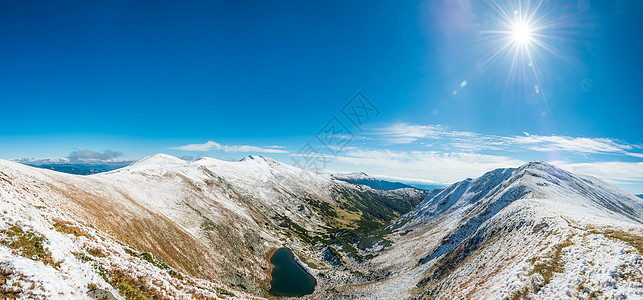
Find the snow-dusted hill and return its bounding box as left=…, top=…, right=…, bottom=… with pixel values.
left=0, top=154, right=425, bottom=299
left=339, top=161, right=643, bottom=299
left=2, top=157, right=642, bottom=299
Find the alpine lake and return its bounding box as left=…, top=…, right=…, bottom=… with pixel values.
left=268, top=248, right=316, bottom=297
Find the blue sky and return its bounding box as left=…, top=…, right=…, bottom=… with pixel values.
left=1, top=1, right=642, bottom=193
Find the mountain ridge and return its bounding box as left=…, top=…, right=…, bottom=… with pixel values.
left=1, top=157, right=642, bottom=299
left=331, top=172, right=417, bottom=191
left=0, top=154, right=426, bottom=298
left=342, top=161, right=643, bottom=299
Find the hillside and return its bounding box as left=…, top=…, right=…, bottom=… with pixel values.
left=2, top=158, right=642, bottom=299
left=0, top=154, right=426, bottom=298
left=336, top=161, right=643, bottom=299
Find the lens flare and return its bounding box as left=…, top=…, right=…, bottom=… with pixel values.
left=480, top=0, right=555, bottom=100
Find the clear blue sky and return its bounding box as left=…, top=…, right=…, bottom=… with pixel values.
left=1, top=1, right=642, bottom=192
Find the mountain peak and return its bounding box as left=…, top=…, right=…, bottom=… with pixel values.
left=518, top=160, right=558, bottom=171
left=130, top=153, right=185, bottom=166
left=240, top=155, right=279, bottom=164
left=332, top=172, right=371, bottom=180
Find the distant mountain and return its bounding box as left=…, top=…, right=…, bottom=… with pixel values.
left=638, top=194, right=643, bottom=199
left=332, top=172, right=436, bottom=191
left=25, top=163, right=130, bottom=175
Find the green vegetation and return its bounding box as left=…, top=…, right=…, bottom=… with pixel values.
left=111, top=269, right=155, bottom=300
left=123, top=247, right=138, bottom=257
left=399, top=229, right=413, bottom=236
left=273, top=213, right=389, bottom=262
left=509, top=288, right=529, bottom=300
left=278, top=187, right=419, bottom=262
left=308, top=199, right=337, bottom=218
left=214, top=287, right=235, bottom=297
left=274, top=215, right=316, bottom=244
left=140, top=252, right=170, bottom=270
left=137, top=250, right=182, bottom=278
left=335, top=187, right=419, bottom=232
left=0, top=225, right=59, bottom=267
left=75, top=252, right=94, bottom=263
left=87, top=261, right=164, bottom=300
left=86, top=247, right=105, bottom=257
left=307, top=187, right=419, bottom=235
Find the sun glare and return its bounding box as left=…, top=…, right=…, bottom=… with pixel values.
left=479, top=0, right=557, bottom=99
left=511, top=22, right=533, bottom=45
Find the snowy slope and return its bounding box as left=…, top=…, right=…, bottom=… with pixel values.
left=0, top=158, right=259, bottom=299
left=3, top=157, right=641, bottom=299
left=339, top=161, right=643, bottom=299
left=0, top=154, right=424, bottom=298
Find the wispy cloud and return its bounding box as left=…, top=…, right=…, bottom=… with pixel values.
left=375, top=123, right=476, bottom=144
left=328, top=148, right=643, bottom=193
left=334, top=149, right=524, bottom=183
left=556, top=161, right=643, bottom=184
left=509, top=135, right=640, bottom=156
left=171, top=141, right=220, bottom=151
left=374, top=123, right=643, bottom=158
left=170, top=141, right=289, bottom=154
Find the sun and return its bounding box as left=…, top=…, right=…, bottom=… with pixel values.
left=511, top=21, right=533, bottom=45
left=477, top=0, right=580, bottom=106
left=479, top=0, right=554, bottom=97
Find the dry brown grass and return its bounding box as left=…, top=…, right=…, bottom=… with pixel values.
left=86, top=247, right=105, bottom=257
left=0, top=225, right=59, bottom=268
left=591, top=229, right=643, bottom=254
left=508, top=235, right=575, bottom=299
left=52, top=218, right=90, bottom=238
left=0, top=268, right=25, bottom=298
left=530, top=238, right=574, bottom=287
left=49, top=183, right=223, bottom=282
left=108, top=269, right=167, bottom=300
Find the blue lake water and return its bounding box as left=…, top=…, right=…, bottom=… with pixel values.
left=268, top=248, right=316, bottom=297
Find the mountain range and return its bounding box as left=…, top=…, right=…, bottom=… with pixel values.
left=0, top=155, right=641, bottom=299
left=332, top=172, right=445, bottom=191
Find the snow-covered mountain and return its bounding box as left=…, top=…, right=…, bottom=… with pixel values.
left=338, top=161, right=643, bottom=299
left=2, top=157, right=642, bottom=299
left=0, top=154, right=425, bottom=299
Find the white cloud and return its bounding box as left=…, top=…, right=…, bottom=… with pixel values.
left=327, top=149, right=643, bottom=193
left=170, top=141, right=288, bottom=154
left=509, top=135, right=635, bottom=155
left=555, top=161, right=643, bottom=184
left=171, top=141, right=221, bottom=151
left=334, top=149, right=524, bottom=184
left=375, top=123, right=479, bottom=144
left=374, top=123, right=643, bottom=158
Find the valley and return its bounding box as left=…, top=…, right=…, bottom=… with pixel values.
left=0, top=156, right=642, bottom=299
